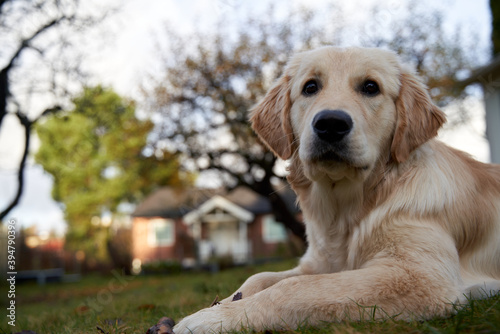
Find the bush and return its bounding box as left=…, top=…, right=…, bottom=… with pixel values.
left=141, top=260, right=183, bottom=275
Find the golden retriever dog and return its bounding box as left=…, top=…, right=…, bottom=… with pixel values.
left=174, top=46, right=500, bottom=333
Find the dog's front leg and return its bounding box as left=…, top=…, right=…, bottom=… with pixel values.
left=174, top=260, right=459, bottom=333
left=219, top=267, right=303, bottom=304
left=173, top=268, right=303, bottom=333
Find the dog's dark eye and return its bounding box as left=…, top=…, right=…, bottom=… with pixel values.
left=361, top=80, right=380, bottom=96
left=302, top=80, right=320, bottom=96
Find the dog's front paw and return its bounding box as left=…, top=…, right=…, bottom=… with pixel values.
left=174, top=294, right=272, bottom=333
left=174, top=306, right=228, bottom=334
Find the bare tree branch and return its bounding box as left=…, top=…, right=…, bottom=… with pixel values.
left=0, top=112, right=30, bottom=221
left=0, top=0, right=9, bottom=14
left=0, top=104, right=61, bottom=221
left=0, top=0, right=117, bottom=221
left=0, top=12, right=66, bottom=220
left=0, top=16, right=63, bottom=128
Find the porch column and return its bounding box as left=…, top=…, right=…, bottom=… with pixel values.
left=238, top=221, right=248, bottom=262
left=191, top=220, right=202, bottom=266
left=485, top=90, right=500, bottom=163
left=192, top=220, right=201, bottom=240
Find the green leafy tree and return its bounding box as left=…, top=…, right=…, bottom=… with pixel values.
left=36, top=86, right=186, bottom=267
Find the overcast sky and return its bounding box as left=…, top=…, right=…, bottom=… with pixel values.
left=0, top=0, right=492, bottom=235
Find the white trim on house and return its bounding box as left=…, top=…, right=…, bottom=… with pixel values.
left=183, top=195, right=254, bottom=225
left=183, top=195, right=254, bottom=264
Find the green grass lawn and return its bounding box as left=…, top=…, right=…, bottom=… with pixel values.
left=1, top=259, right=499, bottom=334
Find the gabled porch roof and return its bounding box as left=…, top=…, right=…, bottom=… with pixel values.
left=183, top=195, right=254, bottom=225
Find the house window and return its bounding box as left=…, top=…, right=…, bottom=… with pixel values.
left=263, top=215, right=287, bottom=243
left=148, top=219, right=175, bottom=247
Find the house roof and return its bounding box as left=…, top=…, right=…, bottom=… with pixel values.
left=225, top=185, right=299, bottom=215
left=225, top=187, right=272, bottom=214
left=132, top=187, right=221, bottom=218
left=132, top=184, right=298, bottom=218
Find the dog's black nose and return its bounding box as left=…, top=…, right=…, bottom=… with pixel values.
left=312, top=110, right=353, bottom=142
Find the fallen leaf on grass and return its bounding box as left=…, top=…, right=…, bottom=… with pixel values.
left=75, top=305, right=90, bottom=314
left=146, top=292, right=242, bottom=334
left=146, top=317, right=175, bottom=334
left=137, top=304, right=156, bottom=310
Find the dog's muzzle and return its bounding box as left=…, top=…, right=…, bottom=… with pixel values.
left=312, top=109, right=353, bottom=142
left=307, top=109, right=354, bottom=163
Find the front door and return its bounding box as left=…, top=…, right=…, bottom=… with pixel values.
left=208, top=220, right=239, bottom=257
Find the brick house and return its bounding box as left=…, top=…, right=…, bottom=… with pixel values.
left=131, top=185, right=299, bottom=267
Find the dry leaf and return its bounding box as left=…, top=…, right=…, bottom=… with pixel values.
left=146, top=317, right=175, bottom=334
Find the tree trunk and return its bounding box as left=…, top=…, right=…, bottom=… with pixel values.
left=252, top=177, right=307, bottom=245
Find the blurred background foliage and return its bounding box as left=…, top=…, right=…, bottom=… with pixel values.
left=35, top=86, right=190, bottom=268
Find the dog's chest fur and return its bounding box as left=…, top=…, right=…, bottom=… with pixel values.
left=297, top=180, right=376, bottom=272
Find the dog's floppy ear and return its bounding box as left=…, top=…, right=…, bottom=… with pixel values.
left=250, top=74, right=294, bottom=160
left=391, top=70, right=446, bottom=163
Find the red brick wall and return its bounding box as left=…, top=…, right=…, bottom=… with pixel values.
left=133, top=214, right=296, bottom=264
left=248, top=215, right=282, bottom=258
left=132, top=217, right=194, bottom=263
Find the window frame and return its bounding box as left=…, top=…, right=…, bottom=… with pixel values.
left=148, top=218, right=175, bottom=247
left=262, top=214, right=287, bottom=243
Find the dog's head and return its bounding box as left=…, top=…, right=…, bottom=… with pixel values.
left=250, top=46, right=446, bottom=183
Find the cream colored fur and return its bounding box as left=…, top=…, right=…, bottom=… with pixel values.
left=174, top=46, right=500, bottom=334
